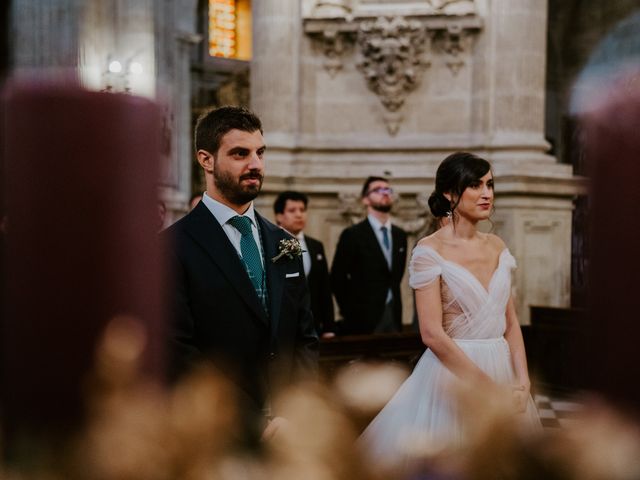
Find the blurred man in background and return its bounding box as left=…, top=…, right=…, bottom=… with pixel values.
left=331, top=177, right=407, bottom=335
left=274, top=191, right=335, bottom=338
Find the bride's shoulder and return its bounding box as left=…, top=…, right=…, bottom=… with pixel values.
left=484, top=233, right=507, bottom=252
left=416, top=233, right=443, bottom=253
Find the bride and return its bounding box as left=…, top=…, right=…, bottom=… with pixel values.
left=360, top=152, right=541, bottom=467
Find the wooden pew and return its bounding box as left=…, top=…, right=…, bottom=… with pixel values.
left=319, top=331, right=425, bottom=380
left=528, top=306, right=586, bottom=395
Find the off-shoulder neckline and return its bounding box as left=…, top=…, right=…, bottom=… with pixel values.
left=413, top=244, right=510, bottom=294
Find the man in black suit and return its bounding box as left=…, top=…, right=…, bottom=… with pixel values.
left=273, top=191, right=335, bottom=338
left=331, top=176, right=408, bottom=335
left=164, top=107, right=318, bottom=439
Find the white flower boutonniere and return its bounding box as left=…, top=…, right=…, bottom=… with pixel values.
left=271, top=238, right=304, bottom=263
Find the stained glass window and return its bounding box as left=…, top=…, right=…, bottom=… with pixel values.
left=209, top=0, right=251, bottom=60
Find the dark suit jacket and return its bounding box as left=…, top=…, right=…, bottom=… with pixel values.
left=164, top=202, right=318, bottom=412
left=303, top=235, right=335, bottom=334
left=331, top=218, right=407, bottom=334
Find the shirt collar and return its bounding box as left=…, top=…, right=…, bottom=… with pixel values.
left=202, top=192, right=257, bottom=227
left=367, top=213, right=391, bottom=231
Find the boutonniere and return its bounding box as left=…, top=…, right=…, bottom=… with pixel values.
left=271, top=238, right=305, bottom=263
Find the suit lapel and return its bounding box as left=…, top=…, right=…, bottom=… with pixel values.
left=185, top=203, right=268, bottom=325
left=391, top=226, right=404, bottom=273
left=361, top=220, right=390, bottom=272
left=257, top=213, right=285, bottom=337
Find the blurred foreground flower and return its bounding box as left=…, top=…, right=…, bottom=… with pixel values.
left=76, top=316, right=243, bottom=480
left=265, top=382, right=372, bottom=480
left=333, top=360, right=409, bottom=432
left=4, top=317, right=640, bottom=480
left=548, top=400, right=640, bottom=480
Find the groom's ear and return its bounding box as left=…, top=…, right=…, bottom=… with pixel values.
left=197, top=149, right=215, bottom=173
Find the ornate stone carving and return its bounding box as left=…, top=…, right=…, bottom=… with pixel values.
left=435, top=23, right=472, bottom=75
left=356, top=16, right=430, bottom=134
left=399, top=192, right=438, bottom=237
left=428, top=0, right=476, bottom=15
left=312, top=0, right=352, bottom=19
left=303, top=5, right=482, bottom=134
left=321, top=26, right=352, bottom=77
left=337, top=192, right=363, bottom=225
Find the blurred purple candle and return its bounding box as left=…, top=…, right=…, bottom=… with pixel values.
left=584, top=79, right=640, bottom=414
left=1, top=82, right=167, bottom=438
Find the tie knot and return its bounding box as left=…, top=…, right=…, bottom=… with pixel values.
left=381, top=226, right=387, bottom=233
left=228, top=215, right=253, bottom=235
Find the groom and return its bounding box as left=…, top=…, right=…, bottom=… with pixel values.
left=164, top=106, right=318, bottom=436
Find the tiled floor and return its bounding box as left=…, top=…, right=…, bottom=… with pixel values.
left=534, top=393, right=582, bottom=428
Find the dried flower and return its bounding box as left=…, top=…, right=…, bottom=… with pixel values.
left=271, top=239, right=304, bottom=263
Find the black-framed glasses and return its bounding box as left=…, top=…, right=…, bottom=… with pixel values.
left=368, top=187, right=394, bottom=196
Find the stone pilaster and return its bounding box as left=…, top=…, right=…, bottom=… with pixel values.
left=11, top=0, right=83, bottom=78
left=250, top=0, right=302, bottom=177
left=155, top=0, right=200, bottom=224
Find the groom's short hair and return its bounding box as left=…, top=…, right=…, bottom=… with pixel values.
left=194, top=106, right=263, bottom=156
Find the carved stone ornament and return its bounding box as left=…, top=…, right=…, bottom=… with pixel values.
left=322, top=26, right=351, bottom=77
left=428, top=0, right=476, bottom=15
left=393, top=192, right=438, bottom=237
left=337, top=192, right=363, bottom=225
left=312, top=0, right=352, bottom=19
left=357, top=16, right=430, bottom=133
left=436, top=24, right=472, bottom=75
left=303, top=2, right=482, bottom=134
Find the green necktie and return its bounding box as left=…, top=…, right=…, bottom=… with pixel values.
left=228, top=215, right=265, bottom=303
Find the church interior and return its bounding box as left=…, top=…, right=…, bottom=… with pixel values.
left=2, top=1, right=640, bottom=478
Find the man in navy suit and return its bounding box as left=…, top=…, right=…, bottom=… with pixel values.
left=331, top=176, right=408, bottom=335
left=273, top=191, right=335, bottom=337
left=164, top=107, right=318, bottom=439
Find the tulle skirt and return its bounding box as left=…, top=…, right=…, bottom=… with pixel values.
left=359, top=337, right=542, bottom=468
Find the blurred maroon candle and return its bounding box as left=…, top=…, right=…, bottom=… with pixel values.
left=1, top=83, right=166, bottom=438
left=584, top=80, right=640, bottom=414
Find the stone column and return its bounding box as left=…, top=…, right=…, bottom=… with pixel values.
left=155, top=0, right=200, bottom=224
left=10, top=0, right=84, bottom=78
left=478, top=0, right=551, bottom=160
left=250, top=0, right=301, bottom=179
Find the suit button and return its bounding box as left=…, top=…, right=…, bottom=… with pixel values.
left=269, top=352, right=277, bottom=361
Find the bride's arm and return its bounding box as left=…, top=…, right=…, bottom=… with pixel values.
left=416, top=283, right=494, bottom=386
left=504, top=294, right=531, bottom=410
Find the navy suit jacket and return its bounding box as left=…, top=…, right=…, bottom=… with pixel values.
left=164, top=202, right=318, bottom=411
left=331, top=218, right=407, bottom=334
left=303, top=235, right=335, bottom=334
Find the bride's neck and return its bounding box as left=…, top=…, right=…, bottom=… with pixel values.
left=449, top=216, right=478, bottom=240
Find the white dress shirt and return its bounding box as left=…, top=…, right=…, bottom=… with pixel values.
left=367, top=214, right=393, bottom=268
left=202, top=192, right=265, bottom=267
left=296, top=232, right=312, bottom=277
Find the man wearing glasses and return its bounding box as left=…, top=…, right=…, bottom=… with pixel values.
left=331, top=176, right=408, bottom=335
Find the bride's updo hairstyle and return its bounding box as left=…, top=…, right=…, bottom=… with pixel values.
left=428, top=152, right=492, bottom=218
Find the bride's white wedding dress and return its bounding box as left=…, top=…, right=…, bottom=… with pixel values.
left=360, top=245, right=541, bottom=466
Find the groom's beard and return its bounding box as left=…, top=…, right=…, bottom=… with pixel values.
left=214, top=165, right=263, bottom=205
left=371, top=203, right=392, bottom=213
